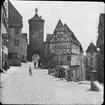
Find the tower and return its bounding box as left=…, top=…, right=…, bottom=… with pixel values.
left=27, top=8, right=45, bottom=61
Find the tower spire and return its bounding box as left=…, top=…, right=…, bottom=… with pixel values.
left=35, top=8, right=38, bottom=15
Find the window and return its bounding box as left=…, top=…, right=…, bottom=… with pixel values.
left=12, top=53, right=17, bottom=59
left=91, top=57, right=93, bottom=61
left=8, top=53, right=12, bottom=59
left=67, top=56, right=71, bottom=61
left=22, top=55, right=24, bottom=60
left=91, top=61, right=93, bottom=65
left=14, top=39, right=19, bottom=46
left=91, top=52, right=93, bottom=56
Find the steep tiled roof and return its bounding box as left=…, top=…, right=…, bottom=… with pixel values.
left=8, top=0, right=23, bottom=27
left=97, top=13, right=104, bottom=47
left=86, top=42, right=97, bottom=52
left=64, top=24, right=83, bottom=52
left=64, top=24, right=73, bottom=34
left=98, top=13, right=105, bottom=33
left=64, top=24, right=80, bottom=45
left=56, top=19, right=63, bottom=27
left=46, top=34, right=52, bottom=42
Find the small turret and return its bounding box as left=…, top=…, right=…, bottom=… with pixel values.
left=35, top=8, right=38, bottom=15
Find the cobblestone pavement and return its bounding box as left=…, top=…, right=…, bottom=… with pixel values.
left=0, top=62, right=103, bottom=104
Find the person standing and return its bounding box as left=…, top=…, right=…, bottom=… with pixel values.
left=34, top=62, right=36, bottom=69
left=60, top=67, right=64, bottom=80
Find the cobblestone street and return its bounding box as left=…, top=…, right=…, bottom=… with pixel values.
left=0, top=62, right=103, bottom=104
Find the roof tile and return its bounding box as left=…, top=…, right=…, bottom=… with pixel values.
left=8, top=0, right=23, bottom=27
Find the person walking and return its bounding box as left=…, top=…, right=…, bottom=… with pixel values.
left=60, top=67, right=64, bottom=80
left=59, top=67, right=62, bottom=80
left=29, top=66, right=32, bottom=76
left=34, top=62, right=36, bottom=69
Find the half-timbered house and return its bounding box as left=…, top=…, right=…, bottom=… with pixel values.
left=46, top=19, right=85, bottom=81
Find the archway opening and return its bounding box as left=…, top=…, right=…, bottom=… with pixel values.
left=32, top=52, right=41, bottom=68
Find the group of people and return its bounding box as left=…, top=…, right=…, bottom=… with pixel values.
left=34, top=60, right=43, bottom=69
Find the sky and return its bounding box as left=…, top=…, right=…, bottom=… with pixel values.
left=10, top=0, right=105, bottom=53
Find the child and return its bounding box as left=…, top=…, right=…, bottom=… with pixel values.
left=29, top=66, right=32, bottom=76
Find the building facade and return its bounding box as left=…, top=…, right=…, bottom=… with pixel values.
left=7, top=0, right=27, bottom=66
left=0, top=0, right=9, bottom=72
left=44, top=34, right=52, bottom=62
left=21, top=33, right=27, bottom=62
left=46, top=19, right=85, bottom=81
left=96, top=13, right=104, bottom=82
left=86, top=42, right=97, bottom=80
left=27, top=8, right=45, bottom=62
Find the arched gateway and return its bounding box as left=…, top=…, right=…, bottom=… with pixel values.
left=32, top=53, right=40, bottom=68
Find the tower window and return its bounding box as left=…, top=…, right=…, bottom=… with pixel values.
left=91, top=61, right=93, bottom=65
left=91, top=57, right=93, bottom=61
left=91, top=52, right=93, bottom=56
left=14, top=39, right=19, bottom=46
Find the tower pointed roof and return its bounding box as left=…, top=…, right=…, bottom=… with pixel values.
left=29, top=8, right=44, bottom=21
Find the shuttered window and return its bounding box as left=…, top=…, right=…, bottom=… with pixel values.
left=67, top=56, right=71, bottom=61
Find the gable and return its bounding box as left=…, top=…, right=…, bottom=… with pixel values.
left=53, top=19, right=63, bottom=34
left=50, top=20, right=71, bottom=43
